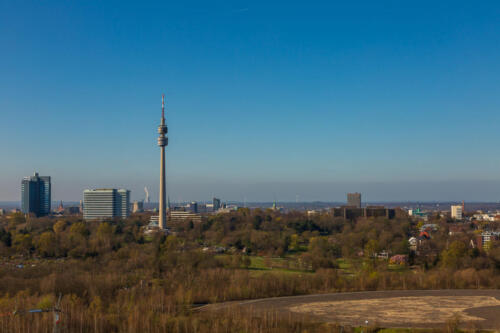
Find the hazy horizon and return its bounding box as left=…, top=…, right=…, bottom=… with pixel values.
left=1, top=179, right=500, bottom=203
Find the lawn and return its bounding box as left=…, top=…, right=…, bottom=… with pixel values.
left=215, top=254, right=314, bottom=275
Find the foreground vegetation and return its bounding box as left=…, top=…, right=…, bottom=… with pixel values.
left=0, top=209, right=499, bottom=332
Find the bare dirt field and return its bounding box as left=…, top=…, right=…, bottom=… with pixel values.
left=204, top=290, right=500, bottom=329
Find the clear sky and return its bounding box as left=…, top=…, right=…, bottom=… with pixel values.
left=1, top=1, right=500, bottom=202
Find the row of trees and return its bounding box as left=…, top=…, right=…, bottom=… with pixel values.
left=2, top=208, right=500, bottom=270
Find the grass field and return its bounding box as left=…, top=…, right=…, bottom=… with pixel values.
left=215, top=255, right=409, bottom=278
left=215, top=254, right=315, bottom=275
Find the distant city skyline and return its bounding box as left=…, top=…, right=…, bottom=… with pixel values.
left=3, top=178, right=500, bottom=203
left=2, top=2, right=500, bottom=202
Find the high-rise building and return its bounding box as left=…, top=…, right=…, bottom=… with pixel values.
left=347, top=192, right=361, bottom=208
left=189, top=201, right=198, bottom=213
left=213, top=197, right=221, bottom=211
left=83, top=189, right=130, bottom=220
left=157, top=94, right=169, bottom=229
left=21, top=172, right=51, bottom=217
left=451, top=205, right=463, bottom=220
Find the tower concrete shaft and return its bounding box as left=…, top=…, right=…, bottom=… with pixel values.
left=157, top=94, right=168, bottom=229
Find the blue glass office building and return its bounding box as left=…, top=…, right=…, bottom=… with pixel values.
left=21, top=172, right=51, bottom=217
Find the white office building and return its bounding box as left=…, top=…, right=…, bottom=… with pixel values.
left=451, top=205, right=463, bottom=220
left=83, top=189, right=130, bottom=220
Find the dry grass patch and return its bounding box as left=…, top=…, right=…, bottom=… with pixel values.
left=289, top=296, right=500, bottom=326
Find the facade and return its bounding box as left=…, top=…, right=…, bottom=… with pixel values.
left=144, top=215, right=160, bottom=235
left=169, top=210, right=202, bottom=223
left=451, top=205, right=463, bottom=220
left=473, top=213, right=500, bottom=222
left=83, top=189, right=130, bottom=220
left=188, top=201, right=198, bottom=213
left=21, top=172, right=51, bottom=217
left=217, top=205, right=238, bottom=214
left=408, top=208, right=430, bottom=221
left=65, top=206, right=80, bottom=215
left=117, top=189, right=130, bottom=218
left=213, top=197, right=221, bottom=211
left=205, top=203, right=214, bottom=212
left=332, top=206, right=363, bottom=219
left=364, top=205, right=393, bottom=218
left=477, top=231, right=500, bottom=250
left=149, top=215, right=159, bottom=224
left=347, top=192, right=361, bottom=208
left=332, top=206, right=395, bottom=220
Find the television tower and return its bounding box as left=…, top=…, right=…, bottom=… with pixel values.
left=157, top=94, right=168, bottom=229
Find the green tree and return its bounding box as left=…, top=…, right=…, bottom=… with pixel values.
left=0, top=229, right=11, bottom=247
left=36, top=232, right=57, bottom=257
left=364, top=239, right=380, bottom=258
left=68, top=223, right=89, bottom=258
left=70, top=222, right=89, bottom=237
left=441, top=241, right=467, bottom=269
left=9, top=212, right=26, bottom=225
left=53, top=220, right=66, bottom=234
left=13, top=233, right=33, bottom=255
left=289, top=234, right=299, bottom=252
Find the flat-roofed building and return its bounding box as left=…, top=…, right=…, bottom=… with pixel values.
left=332, top=205, right=395, bottom=220
left=451, top=205, right=463, bottom=220
left=332, top=206, right=364, bottom=219
left=347, top=192, right=361, bottom=208
left=169, top=210, right=202, bottom=223
left=83, top=189, right=130, bottom=220
left=364, top=206, right=394, bottom=218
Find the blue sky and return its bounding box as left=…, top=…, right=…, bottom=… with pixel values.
left=1, top=1, right=500, bottom=202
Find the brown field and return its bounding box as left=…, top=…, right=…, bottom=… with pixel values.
left=205, top=289, right=500, bottom=329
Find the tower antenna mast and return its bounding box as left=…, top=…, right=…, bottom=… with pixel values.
left=162, top=94, right=165, bottom=119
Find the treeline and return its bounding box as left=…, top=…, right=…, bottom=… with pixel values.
left=0, top=213, right=146, bottom=258
left=3, top=209, right=497, bottom=271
